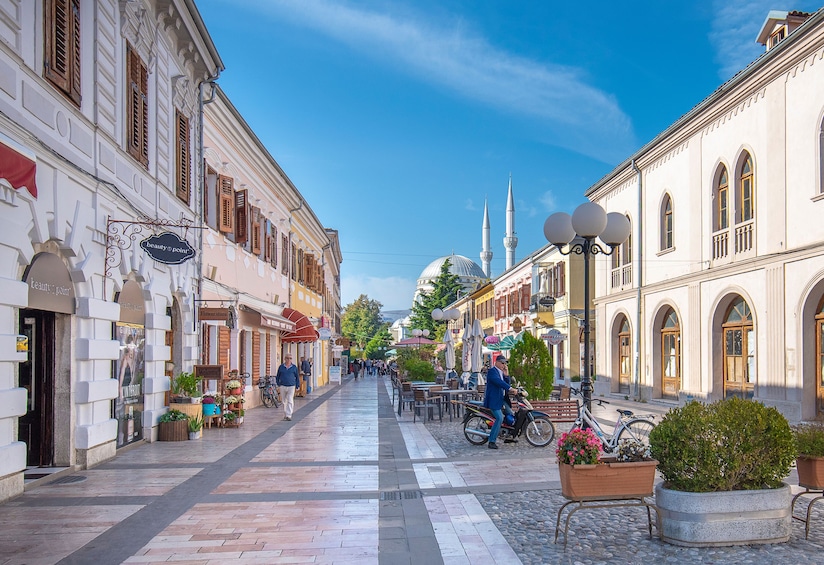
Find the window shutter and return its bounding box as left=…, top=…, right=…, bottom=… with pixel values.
left=270, top=225, right=278, bottom=268
left=251, top=208, right=261, bottom=255
left=175, top=110, right=190, bottom=204
left=559, top=261, right=566, bottom=295
left=218, top=325, right=230, bottom=370
left=281, top=235, right=289, bottom=275
left=69, top=0, right=81, bottom=104
left=265, top=333, right=271, bottom=375
left=139, top=62, right=148, bottom=166
left=239, top=330, right=246, bottom=374
left=252, top=331, right=260, bottom=386
left=44, top=0, right=81, bottom=106
left=235, top=190, right=248, bottom=243
left=126, top=43, right=148, bottom=168
left=201, top=324, right=211, bottom=364
left=521, top=284, right=530, bottom=311
left=218, top=175, right=234, bottom=233
left=291, top=243, right=297, bottom=280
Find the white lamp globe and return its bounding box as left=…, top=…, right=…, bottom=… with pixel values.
left=543, top=212, right=575, bottom=246
left=412, top=329, right=422, bottom=338
left=600, top=212, right=631, bottom=246
left=431, top=308, right=443, bottom=321
left=571, top=202, right=608, bottom=238
left=422, top=329, right=430, bottom=338
left=447, top=308, right=461, bottom=320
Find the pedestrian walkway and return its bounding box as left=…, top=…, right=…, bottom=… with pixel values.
left=0, top=376, right=822, bottom=565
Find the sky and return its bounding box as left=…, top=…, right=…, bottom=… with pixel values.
left=196, top=0, right=822, bottom=311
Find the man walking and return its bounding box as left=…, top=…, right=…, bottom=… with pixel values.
left=300, top=356, right=311, bottom=396
left=483, top=355, right=512, bottom=450
left=276, top=354, right=299, bottom=421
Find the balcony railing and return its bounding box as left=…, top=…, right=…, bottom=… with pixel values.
left=611, top=264, right=632, bottom=289
left=735, top=221, right=753, bottom=253
left=712, top=230, right=729, bottom=260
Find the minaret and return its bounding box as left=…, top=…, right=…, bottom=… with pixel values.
left=480, top=199, right=492, bottom=277
left=503, top=174, right=518, bottom=270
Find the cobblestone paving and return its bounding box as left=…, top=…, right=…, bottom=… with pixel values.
left=423, top=417, right=824, bottom=564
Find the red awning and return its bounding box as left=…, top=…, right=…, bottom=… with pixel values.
left=0, top=141, right=38, bottom=198
left=281, top=307, right=319, bottom=343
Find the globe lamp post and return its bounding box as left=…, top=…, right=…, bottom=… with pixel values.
left=543, top=202, right=631, bottom=414
left=411, top=328, right=430, bottom=349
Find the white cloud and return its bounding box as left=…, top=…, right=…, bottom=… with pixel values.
left=246, top=0, right=635, bottom=162
left=464, top=198, right=478, bottom=211
left=341, top=274, right=417, bottom=311
left=539, top=190, right=557, bottom=212
left=709, top=0, right=773, bottom=80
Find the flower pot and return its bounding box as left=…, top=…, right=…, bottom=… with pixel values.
left=229, top=387, right=242, bottom=395
left=655, top=482, right=792, bottom=547
left=558, top=458, right=658, bottom=500
left=796, top=456, right=824, bottom=489
left=202, top=403, right=217, bottom=416
left=188, top=431, right=201, bottom=440
left=158, top=420, right=188, bottom=441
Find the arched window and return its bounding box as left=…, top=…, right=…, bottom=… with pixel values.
left=619, top=317, right=631, bottom=394
left=661, top=195, right=673, bottom=250
left=611, top=216, right=632, bottom=287
left=723, top=297, right=754, bottom=399
left=716, top=166, right=729, bottom=231
left=739, top=153, right=754, bottom=223
left=661, top=308, right=680, bottom=400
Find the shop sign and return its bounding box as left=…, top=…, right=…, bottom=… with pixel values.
left=318, top=327, right=332, bottom=340
left=512, top=317, right=523, bottom=332
left=260, top=313, right=293, bottom=331
left=116, top=280, right=145, bottom=325
left=140, top=231, right=195, bottom=265
left=194, top=364, right=224, bottom=380
left=23, top=252, right=75, bottom=314
left=199, top=307, right=230, bottom=321
left=545, top=329, right=564, bottom=345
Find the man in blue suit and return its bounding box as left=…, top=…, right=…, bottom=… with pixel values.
left=483, top=354, right=512, bottom=450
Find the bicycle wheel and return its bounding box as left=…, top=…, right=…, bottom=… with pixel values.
left=617, top=418, right=656, bottom=446
left=464, top=415, right=490, bottom=445
left=524, top=415, right=555, bottom=447
left=261, top=390, right=275, bottom=408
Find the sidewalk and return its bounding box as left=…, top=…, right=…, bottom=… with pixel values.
left=0, top=376, right=821, bottom=565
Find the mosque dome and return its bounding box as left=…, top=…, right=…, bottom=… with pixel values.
left=418, top=254, right=486, bottom=282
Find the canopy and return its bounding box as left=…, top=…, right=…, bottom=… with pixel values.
left=0, top=140, right=38, bottom=198
left=485, top=332, right=525, bottom=351
left=395, top=336, right=437, bottom=347
left=281, top=308, right=319, bottom=343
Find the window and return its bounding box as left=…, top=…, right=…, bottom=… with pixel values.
left=250, top=208, right=261, bottom=255
left=264, top=220, right=277, bottom=268
left=661, top=194, right=673, bottom=250
left=717, top=167, right=729, bottom=230
left=722, top=296, right=754, bottom=399
left=234, top=190, right=248, bottom=244
left=174, top=111, right=190, bottom=204
left=739, top=153, right=754, bottom=222
left=618, top=317, right=631, bottom=394
left=281, top=234, right=289, bottom=275
left=218, top=175, right=234, bottom=234
left=44, top=0, right=81, bottom=106
left=769, top=27, right=786, bottom=48
left=611, top=216, right=632, bottom=287
left=126, top=43, right=148, bottom=167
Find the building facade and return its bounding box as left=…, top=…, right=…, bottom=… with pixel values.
left=589, top=9, right=824, bottom=421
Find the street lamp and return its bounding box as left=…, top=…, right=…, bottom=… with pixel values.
left=411, top=328, right=430, bottom=348
left=543, top=202, right=631, bottom=414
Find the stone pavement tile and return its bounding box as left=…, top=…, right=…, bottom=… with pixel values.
left=20, top=467, right=202, bottom=498
left=213, top=465, right=379, bottom=494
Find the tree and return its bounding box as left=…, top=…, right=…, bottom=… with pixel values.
left=341, top=294, right=383, bottom=349
left=364, top=325, right=393, bottom=359
left=410, top=258, right=463, bottom=337
left=509, top=332, right=554, bottom=401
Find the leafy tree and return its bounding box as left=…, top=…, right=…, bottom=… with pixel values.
left=410, top=258, right=463, bottom=337
left=396, top=348, right=436, bottom=381
left=341, top=294, right=383, bottom=349
left=509, top=332, right=554, bottom=400
left=364, top=326, right=393, bottom=359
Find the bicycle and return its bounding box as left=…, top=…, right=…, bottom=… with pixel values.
left=568, top=388, right=656, bottom=453
left=259, top=375, right=282, bottom=408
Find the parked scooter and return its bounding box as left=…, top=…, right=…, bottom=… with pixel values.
left=461, top=387, right=556, bottom=447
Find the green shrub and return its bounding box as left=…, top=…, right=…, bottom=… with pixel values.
left=404, top=357, right=436, bottom=381
left=794, top=423, right=824, bottom=457
left=172, top=371, right=199, bottom=397
left=159, top=409, right=189, bottom=423
left=649, top=397, right=796, bottom=492
left=509, top=332, right=553, bottom=400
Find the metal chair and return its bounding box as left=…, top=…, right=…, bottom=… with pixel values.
left=413, top=389, right=442, bottom=422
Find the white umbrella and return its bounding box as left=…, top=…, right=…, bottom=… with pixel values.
left=462, top=324, right=472, bottom=370
left=470, top=319, right=484, bottom=373
left=444, top=329, right=455, bottom=371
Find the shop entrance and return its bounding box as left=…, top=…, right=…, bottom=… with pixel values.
left=18, top=309, right=55, bottom=467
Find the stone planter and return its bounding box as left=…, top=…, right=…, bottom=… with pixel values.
left=655, top=483, right=792, bottom=547
left=796, top=456, right=824, bottom=489
left=559, top=458, right=658, bottom=501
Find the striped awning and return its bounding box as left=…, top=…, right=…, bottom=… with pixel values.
left=281, top=308, right=319, bottom=343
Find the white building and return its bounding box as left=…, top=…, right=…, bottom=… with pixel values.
left=589, top=9, right=824, bottom=422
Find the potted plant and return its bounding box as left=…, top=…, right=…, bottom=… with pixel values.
left=793, top=422, right=824, bottom=489
left=236, top=409, right=245, bottom=425
left=187, top=415, right=203, bottom=439
left=201, top=394, right=218, bottom=416
left=171, top=371, right=200, bottom=402
left=556, top=429, right=657, bottom=500
left=226, top=379, right=242, bottom=394
left=223, top=411, right=237, bottom=426
left=157, top=409, right=189, bottom=441
left=649, top=397, right=796, bottom=547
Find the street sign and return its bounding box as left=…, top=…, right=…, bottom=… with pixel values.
left=140, top=231, right=195, bottom=265
left=546, top=329, right=564, bottom=345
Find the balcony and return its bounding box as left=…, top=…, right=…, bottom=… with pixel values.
left=610, top=264, right=632, bottom=289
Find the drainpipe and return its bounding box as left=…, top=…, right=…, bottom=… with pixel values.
left=286, top=200, right=304, bottom=359
left=631, top=159, right=643, bottom=400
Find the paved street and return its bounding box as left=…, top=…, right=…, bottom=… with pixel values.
left=0, top=376, right=822, bottom=564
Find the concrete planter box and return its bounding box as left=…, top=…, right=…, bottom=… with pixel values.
left=655, top=483, right=792, bottom=547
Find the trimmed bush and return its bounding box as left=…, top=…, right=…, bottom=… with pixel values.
left=649, top=397, right=796, bottom=492
left=794, top=422, right=824, bottom=457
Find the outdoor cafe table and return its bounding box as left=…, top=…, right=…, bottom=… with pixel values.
left=430, top=389, right=472, bottom=421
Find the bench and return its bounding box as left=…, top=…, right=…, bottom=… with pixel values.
left=531, top=399, right=579, bottom=423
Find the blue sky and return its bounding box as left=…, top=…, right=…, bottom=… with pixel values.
left=197, top=0, right=821, bottom=311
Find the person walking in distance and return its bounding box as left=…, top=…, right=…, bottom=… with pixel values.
left=483, top=355, right=512, bottom=450
left=276, top=354, right=299, bottom=421
left=300, top=356, right=311, bottom=396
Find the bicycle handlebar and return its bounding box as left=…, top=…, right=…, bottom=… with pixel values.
left=569, top=387, right=610, bottom=405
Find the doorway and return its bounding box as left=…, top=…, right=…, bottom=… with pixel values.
left=18, top=309, right=55, bottom=467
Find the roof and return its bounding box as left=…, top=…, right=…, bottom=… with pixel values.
left=419, top=254, right=486, bottom=281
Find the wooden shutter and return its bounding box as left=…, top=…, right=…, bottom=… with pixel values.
left=559, top=261, right=566, bottom=296
left=281, top=234, right=289, bottom=275
left=44, top=0, right=81, bottom=106
left=239, top=330, right=246, bottom=374
left=218, top=325, right=230, bottom=371
left=204, top=163, right=214, bottom=223
left=218, top=176, right=234, bottom=233
left=265, top=333, right=271, bottom=375
left=201, top=324, right=211, bottom=364
left=291, top=243, right=298, bottom=281
left=251, top=208, right=261, bottom=255
left=521, top=284, right=530, bottom=312
left=175, top=110, right=190, bottom=204
left=235, top=190, right=248, bottom=244
left=252, top=331, right=260, bottom=385
left=126, top=43, right=148, bottom=168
